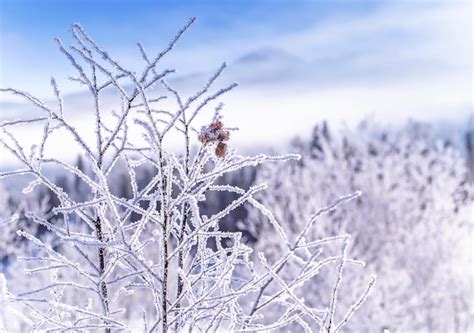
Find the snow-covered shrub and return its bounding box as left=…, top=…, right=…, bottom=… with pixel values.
left=250, top=121, right=474, bottom=332
left=0, top=181, right=51, bottom=266
left=0, top=185, right=20, bottom=261
left=0, top=19, right=373, bottom=331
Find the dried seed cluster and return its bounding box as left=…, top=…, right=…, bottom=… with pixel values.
left=198, top=120, right=230, bottom=157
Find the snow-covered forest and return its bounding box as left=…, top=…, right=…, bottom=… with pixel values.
left=1, top=11, right=473, bottom=333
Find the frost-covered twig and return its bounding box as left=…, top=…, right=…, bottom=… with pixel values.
left=0, top=19, right=376, bottom=332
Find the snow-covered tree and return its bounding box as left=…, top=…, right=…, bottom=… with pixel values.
left=0, top=19, right=373, bottom=332
left=250, top=120, right=473, bottom=332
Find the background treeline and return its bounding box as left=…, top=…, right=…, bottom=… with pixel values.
left=1, top=119, right=473, bottom=331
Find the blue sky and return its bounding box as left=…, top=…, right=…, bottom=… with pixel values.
left=0, top=0, right=382, bottom=94
left=0, top=0, right=472, bottom=162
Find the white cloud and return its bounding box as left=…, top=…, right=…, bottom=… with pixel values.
left=1, top=1, right=472, bottom=166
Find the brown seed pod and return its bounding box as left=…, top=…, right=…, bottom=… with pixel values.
left=216, top=129, right=230, bottom=141
left=209, top=120, right=223, bottom=131
left=198, top=133, right=210, bottom=144
left=215, top=142, right=227, bottom=158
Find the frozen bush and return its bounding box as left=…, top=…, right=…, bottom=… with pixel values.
left=250, top=120, right=473, bottom=332
left=0, top=20, right=373, bottom=332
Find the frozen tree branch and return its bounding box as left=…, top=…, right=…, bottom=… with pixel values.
left=0, top=19, right=376, bottom=332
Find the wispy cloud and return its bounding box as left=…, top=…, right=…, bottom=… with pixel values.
left=1, top=1, right=472, bottom=164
